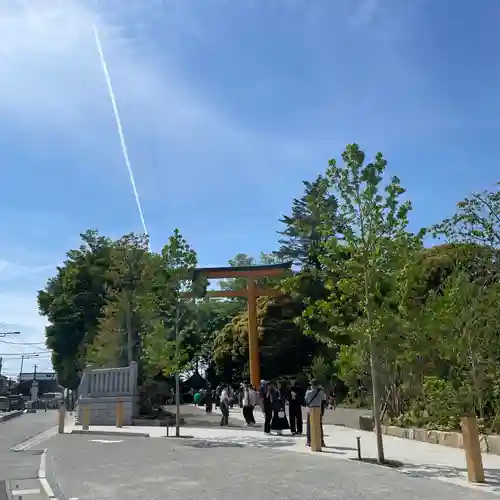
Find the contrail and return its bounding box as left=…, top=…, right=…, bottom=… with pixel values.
left=92, top=23, right=151, bottom=251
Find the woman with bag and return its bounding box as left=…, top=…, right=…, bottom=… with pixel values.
left=270, top=381, right=290, bottom=435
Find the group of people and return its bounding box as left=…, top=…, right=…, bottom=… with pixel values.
left=195, top=378, right=329, bottom=447
left=220, top=378, right=328, bottom=447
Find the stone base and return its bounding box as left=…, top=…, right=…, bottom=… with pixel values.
left=77, top=396, right=134, bottom=426
left=381, top=424, right=500, bottom=455
left=359, top=415, right=374, bottom=431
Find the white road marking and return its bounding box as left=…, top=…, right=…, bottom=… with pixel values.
left=38, top=450, right=57, bottom=498
left=11, top=426, right=58, bottom=451
left=90, top=439, right=123, bottom=443
left=11, top=488, right=41, bottom=495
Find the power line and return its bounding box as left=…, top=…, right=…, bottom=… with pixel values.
left=0, top=352, right=50, bottom=356
left=0, top=340, right=45, bottom=346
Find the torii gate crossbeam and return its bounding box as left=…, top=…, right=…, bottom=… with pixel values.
left=188, top=262, right=292, bottom=388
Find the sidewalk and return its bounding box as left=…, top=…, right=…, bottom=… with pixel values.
left=61, top=408, right=500, bottom=495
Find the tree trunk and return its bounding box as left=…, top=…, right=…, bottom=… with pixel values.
left=369, top=333, right=385, bottom=463
left=126, top=300, right=133, bottom=366
left=364, top=266, right=385, bottom=463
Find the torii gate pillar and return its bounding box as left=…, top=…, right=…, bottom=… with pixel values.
left=192, top=262, right=292, bottom=388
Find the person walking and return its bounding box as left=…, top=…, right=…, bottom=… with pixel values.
left=261, top=381, right=273, bottom=434
left=219, top=385, right=230, bottom=427
left=288, top=379, right=304, bottom=435
left=215, top=383, right=223, bottom=408
left=248, top=384, right=258, bottom=425
left=241, top=382, right=254, bottom=426
left=305, top=379, right=326, bottom=447
left=271, top=382, right=290, bottom=435
left=205, top=385, right=213, bottom=413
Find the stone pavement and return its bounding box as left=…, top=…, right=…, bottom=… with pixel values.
left=46, top=433, right=495, bottom=500
left=59, top=406, right=500, bottom=495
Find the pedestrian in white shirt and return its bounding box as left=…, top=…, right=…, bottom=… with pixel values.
left=219, top=385, right=230, bottom=426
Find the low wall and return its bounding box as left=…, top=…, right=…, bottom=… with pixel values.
left=77, top=396, right=135, bottom=426
left=381, top=424, right=500, bottom=454
left=76, top=362, right=139, bottom=426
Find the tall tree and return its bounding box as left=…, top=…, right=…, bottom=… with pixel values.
left=37, top=230, right=113, bottom=389
left=277, top=175, right=341, bottom=268
left=321, top=144, right=420, bottom=462
left=277, top=177, right=346, bottom=344
left=87, top=233, right=152, bottom=367
left=140, top=229, right=200, bottom=379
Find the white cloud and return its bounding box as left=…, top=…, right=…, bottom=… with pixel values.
left=0, top=0, right=243, bottom=143
left=0, top=292, right=51, bottom=377
left=0, top=259, right=54, bottom=282
left=0, top=291, right=47, bottom=330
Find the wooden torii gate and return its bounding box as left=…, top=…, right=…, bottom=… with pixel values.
left=191, top=262, right=292, bottom=389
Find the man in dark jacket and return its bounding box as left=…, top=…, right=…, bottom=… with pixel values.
left=287, top=380, right=304, bottom=435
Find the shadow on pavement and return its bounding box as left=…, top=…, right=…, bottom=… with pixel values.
left=400, top=463, right=500, bottom=491
left=328, top=445, right=357, bottom=452
left=182, top=437, right=296, bottom=450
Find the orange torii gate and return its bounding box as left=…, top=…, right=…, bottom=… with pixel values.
left=191, top=262, right=292, bottom=389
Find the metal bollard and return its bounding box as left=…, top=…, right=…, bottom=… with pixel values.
left=356, top=436, right=362, bottom=460
left=116, top=400, right=124, bottom=428
left=58, top=403, right=66, bottom=434
left=82, top=405, right=91, bottom=431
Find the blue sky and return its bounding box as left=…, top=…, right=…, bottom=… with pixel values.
left=0, top=0, right=498, bottom=377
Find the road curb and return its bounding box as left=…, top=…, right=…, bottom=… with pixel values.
left=71, top=429, right=150, bottom=438
left=0, top=410, right=23, bottom=423
left=38, top=449, right=58, bottom=499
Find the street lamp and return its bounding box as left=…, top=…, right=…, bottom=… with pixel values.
left=175, top=302, right=181, bottom=437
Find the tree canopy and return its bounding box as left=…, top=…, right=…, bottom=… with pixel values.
left=38, top=144, right=500, bottom=442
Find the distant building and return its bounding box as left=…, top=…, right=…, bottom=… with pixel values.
left=18, top=372, right=56, bottom=382
left=12, top=372, right=60, bottom=398
left=0, top=374, right=9, bottom=393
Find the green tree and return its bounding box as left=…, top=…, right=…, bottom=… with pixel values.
left=321, top=144, right=420, bottom=462
left=140, top=229, right=200, bottom=379
left=277, top=176, right=346, bottom=345
left=419, top=268, right=500, bottom=419
left=37, top=230, right=114, bottom=389
left=277, top=175, right=341, bottom=267
left=432, top=183, right=500, bottom=248
left=213, top=295, right=321, bottom=382
left=87, top=233, right=153, bottom=368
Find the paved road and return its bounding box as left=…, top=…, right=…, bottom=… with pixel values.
left=0, top=410, right=58, bottom=499
left=45, top=434, right=495, bottom=500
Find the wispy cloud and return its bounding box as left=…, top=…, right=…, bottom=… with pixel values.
left=0, top=291, right=47, bottom=330
left=0, top=259, right=54, bottom=282
left=0, top=1, right=248, bottom=144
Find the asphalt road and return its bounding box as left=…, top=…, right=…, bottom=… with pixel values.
left=0, top=410, right=57, bottom=480
left=46, top=434, right=495, bottom=500
left=0, top=410, right=57, bottom=499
